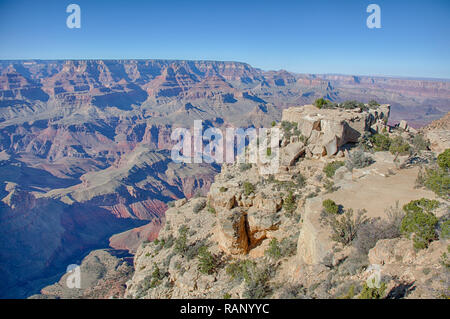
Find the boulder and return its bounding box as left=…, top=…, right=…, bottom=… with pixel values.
left=399, top=120, right=408, bottom=130
left=280, top=141, right=305, bottom=166
left=281, top=104, right=391, bottom=157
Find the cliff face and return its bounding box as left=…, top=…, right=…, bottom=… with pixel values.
left=125, top=105, right=449, bottom=299
left=0, top=184, right=146, bottom=298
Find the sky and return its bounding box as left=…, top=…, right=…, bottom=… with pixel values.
left=0, top=0, right=449, bottom=79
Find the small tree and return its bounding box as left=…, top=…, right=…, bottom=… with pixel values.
left=322, top=199, right=339, bottom=215
left=283, top=191, right=296, bottom=214
left=389, top=136, right=410, bottom=161
left=243, top=181, right=255, bottom=196
left=174, top=225, right=189, bottom=254
left=437, top=149, right=450, bottom=170
left=400, top=198, right=439, bottom=249
left=370, top=133, right=392, bottom=151
left=150, top=262, right=164, bottom=288
left=197, top=246, right=217, bottom=275
left=325, top=209, right=369, bottom=245
left=314, top=98, right=330, bottom=109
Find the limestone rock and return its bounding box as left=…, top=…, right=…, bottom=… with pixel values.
left=281, top=104, right=390, bottom=157
left=281, top=141, right=305, bottom=166
left=399, top=120, right=408, bottom=130
left=216, top=210, right=249, bottom=254
left=296, top=197, right=334, bottom=265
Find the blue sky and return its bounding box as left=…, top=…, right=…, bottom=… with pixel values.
left=0, top=0, right=449, bottom=78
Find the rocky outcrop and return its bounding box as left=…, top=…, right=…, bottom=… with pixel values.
left=281, top=104, right=390, bottom=158
left=30, top=249, right=134, bottom=299
left=125, top=106, right=449, bottom=299
left=367, top=238, right=449, bottom=298
left=420, top=112, right=450, bottom=153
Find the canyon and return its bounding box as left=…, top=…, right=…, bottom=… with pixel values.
left=0, top=59, right=449, bottom=298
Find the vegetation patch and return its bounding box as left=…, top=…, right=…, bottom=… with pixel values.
left=243, top=181, right=255, bottom=196
left=197, top=246, right=218, bottom=275
left=346, top=148, right=373, bottom=171
left=323, top=161, right=345, bottom=178
left=323, top=208, right=369, bottom=245
left=283, top=191, right=296, bottom=215
left=358, top=281, right=387, bottom=299
left=322, top=199, right=340, bottom=215
left=400, top=198, right=439, bottom=249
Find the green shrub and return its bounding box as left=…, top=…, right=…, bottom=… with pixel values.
left=243, top=181, right=255, bottom=196
left=266, top=147, right=272, bottom=156
left=322, top=199, right=339, bottom=215
left=223, top=293, right=232, bottom=299
left=283, top=191, right=296, bottom=214
left=324, top=179, right=338, bottom=193
left=412, top=134, right=430, bottom=152
left=242, top=265, right=274, bottom=299
left=164, top=234, right=175, bottom=248
left=346, top=148, right=373, bottom=170
left=400, top=198, right=439, bottom=249
left=358, top=281, right=387, bottom=299
left=281, top=121, right=297, bottom=140
left=197, top=246, right=217, bottom=275
left=150, top=262, right=164, bottom=288
left=265, top=238, right=282, bottom=260
left=264, top=237, right=297, bottom=261
left=271, top=121, right=276, bottom=127
left=325, top=209, right=369, bottom=245
left=437, top=149, right=450, bottom=170
left=339, top=284, right=357, bottom=299
left=226, top=260, right=257, bottom=282
left=219, top=186, right=228, bottom=192
left=368, top=100, right=380, bottom=108
left=174, top=225, right=189, bottom=254
left=341, top=100, right=365, bottom=110
left=323, top=161, right=345, bottom=178
left=441, top=220, right=450, bottom=240
left=314, top=98, right=330, bottom=109
left=440, top=246, right=450, bottom=269
left=370, top=133, right=391, bottom=151
left=422, top=167, right=450, bottom=198
left=403, top=198, right=439, bottom=214
left=207, top=204, right=216, bottom=215
left=389, top=136, right=411, bottom=160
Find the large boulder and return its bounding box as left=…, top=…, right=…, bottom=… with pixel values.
left=281, top=104, right=390, bottom=156
left=280, top=141, right=305, bottom=166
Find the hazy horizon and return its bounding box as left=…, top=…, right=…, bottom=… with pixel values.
left=2, top=58, right=450, bottom=81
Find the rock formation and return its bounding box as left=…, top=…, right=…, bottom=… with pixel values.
left=124, top=105, right=449, bottom=299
